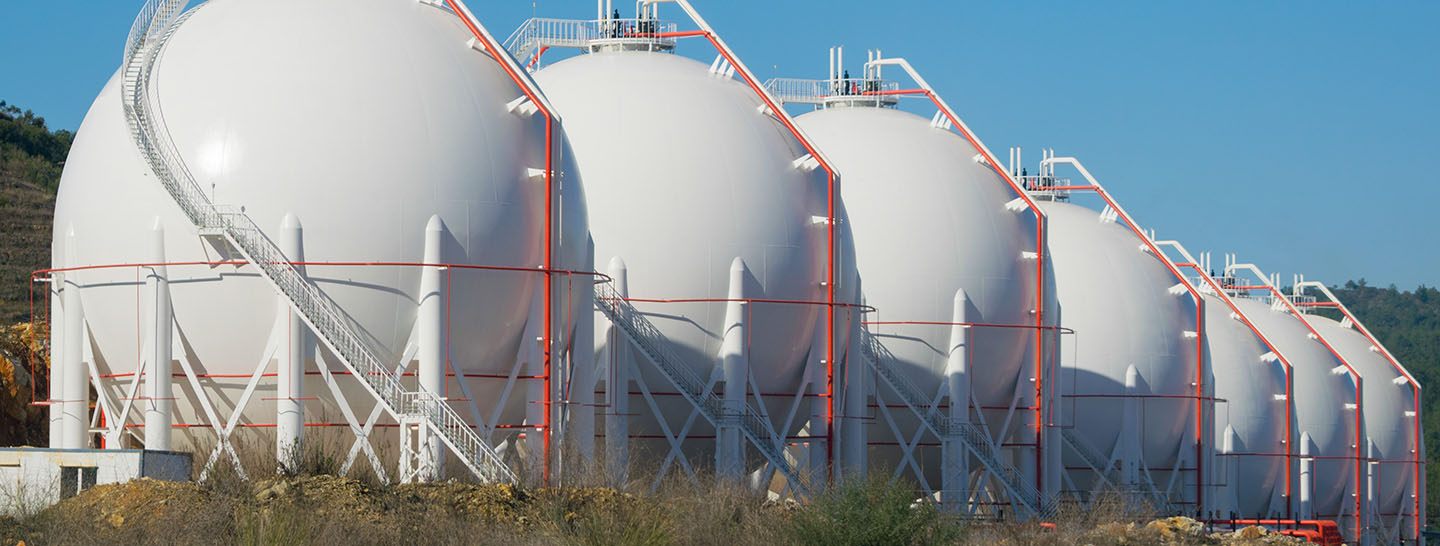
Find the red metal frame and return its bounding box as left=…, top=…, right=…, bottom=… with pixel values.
left=441, top=0, right=560, bottom=484
left=1226, top=277, right=1365, bottom=540
left=1168, top=260, right=1298, bottom=521
left=1037, top=177, right=1208, bottom=510
left=1294, top=296, right=1425, bottom=542
left=856, top=85, right=1054, bottom=498
left=637, top=27, right=843, bottom=479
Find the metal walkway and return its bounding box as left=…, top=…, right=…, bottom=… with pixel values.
left=119, top=0, right=514, bottom=484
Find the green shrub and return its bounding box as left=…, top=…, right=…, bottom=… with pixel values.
left=787, top=477, right=961, bottom=546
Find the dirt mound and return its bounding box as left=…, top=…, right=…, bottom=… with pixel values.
left=48, top=477, right=210, bottom=530
left=0, top=322, right=46, bottom=446
left=1074, top=516, right=1308, bottom=545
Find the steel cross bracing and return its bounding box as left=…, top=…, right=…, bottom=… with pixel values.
left=857, top=330, right=1056, bottom=519
left=1058, top=429, right=1175, bottom=512
left=119, top=0, right=516, bottom=484
left=592, top=282, right=813, bottom=498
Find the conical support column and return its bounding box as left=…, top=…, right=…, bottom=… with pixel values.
left=1365, top=438, right=1378, bottom=546
left=806, top=320, right=829, bottom=489
left=571, top=239, right=597, bottom=468
left=276, top=214, right=306, bottom=472
left=1299, top=431, right=1314, bottom=520
left=415, top=215, right=449, bottom=480
left=60, top=225, right=88, bottom=449
left=1220, top=425, right=1239, bottom=519
left=604, top=257, right=631, bottom=486
left=837, top=285, right=868, bottom=484
left=524, top=289, right=546, bottom=483
left=716, top=258, right=749, bottom=483
left=145, top=218, right=174, bottom=451
left=1121, top=364, right=1143, bottom=504
left=941, top=289, right=971, bottom=511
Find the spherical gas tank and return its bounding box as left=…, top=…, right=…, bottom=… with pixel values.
left=1041, top=200, right=1201, bottom=481
left=1232, top=297, right=1358, bottom=520
left=795, top=106, right=1051, bottom=412
left=535, top=50, right=857, bottom=398
left=1203, top=293, right=1288, bottom=517
left=1308, top=313, right=1415, bottom=517
left=52, top=0, right=589, bottom=435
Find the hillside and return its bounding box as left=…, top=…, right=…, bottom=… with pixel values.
left=0, top=100, right=69, bottom=323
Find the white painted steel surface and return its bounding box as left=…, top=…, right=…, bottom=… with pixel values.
left=796, top=106, right=1052, bottom=482
left=1040, top=200, right=1200, bottom=489
left=1231, top=297, right=1357, bottom=520
left=534, top=49, right=859, bottom=457
left=1202, top=292, right=1288, bottom=517
left=1307, top=313, right=1414, bottom=518
left=50, top=0, right=589, bottom=442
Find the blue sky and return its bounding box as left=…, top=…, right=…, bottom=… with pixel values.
left=4, top=1, right=1437, bottom=288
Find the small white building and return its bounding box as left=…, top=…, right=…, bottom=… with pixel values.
left=0, top=448, right=191, bottom=515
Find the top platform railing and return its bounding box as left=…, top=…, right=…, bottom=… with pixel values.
left=1016, top=175, right=1071, bottom=201
left=504, top=17, right=678, bottom=66
left=763, top=78, right=900, bottom=107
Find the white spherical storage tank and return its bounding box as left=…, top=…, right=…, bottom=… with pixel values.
left=1307, top=314, right=1417, bottom=524
left=795, top=106, right=1053, bottom=484
left=1203, top=293, right=1289, bottom=518
left=49, top=0, right=589, bottom=459
left=1041, top=200, right=1203, bottom=502
left=1231, top=297, right=1358, bottom=523
left=534, top=49, right=859, bottom=475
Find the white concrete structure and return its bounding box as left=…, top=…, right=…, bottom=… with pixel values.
left=0, top=448, right=191, bottom=516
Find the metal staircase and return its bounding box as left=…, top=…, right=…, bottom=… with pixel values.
left=119, top=0, right=515, bottom=484
left=1060, top=428, right=1122, bottom=488
left=1059, top=428, right=1175, bottom=512
left=857, top=330, right=1055, bottom=518
left=592, top=282, right=812, bottom=498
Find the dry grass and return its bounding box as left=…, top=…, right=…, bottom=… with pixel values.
left=0, top=438, right=1305, bottom=546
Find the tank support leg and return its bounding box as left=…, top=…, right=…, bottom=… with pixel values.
left=941, top=289, right=972, bottom=512
left=604, top=257, right=631, bottom=486
left=1220, top=425, right=1238, bottom=518
left=60, top=225, right=88, bottom=449
left=1121, top=365, right=1143, bottom=509
left=1365, top=438, right=1378, bottom=546
left=715, top=258, right=749, bottom=484
left=571, top=240, right=598, bottom=470
left=145, top=218, right=174, bottom=451
left=839, top=299, right=868, bottom=484
left=524, top=292, right=546, bottom=484
left=417, top=215, right=449, bottom=480
left=276, top=214, right=306, bottom=473
left=806, top=324, right=829, bottom=490
left=1299, top=431, right=1314, bottom=520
